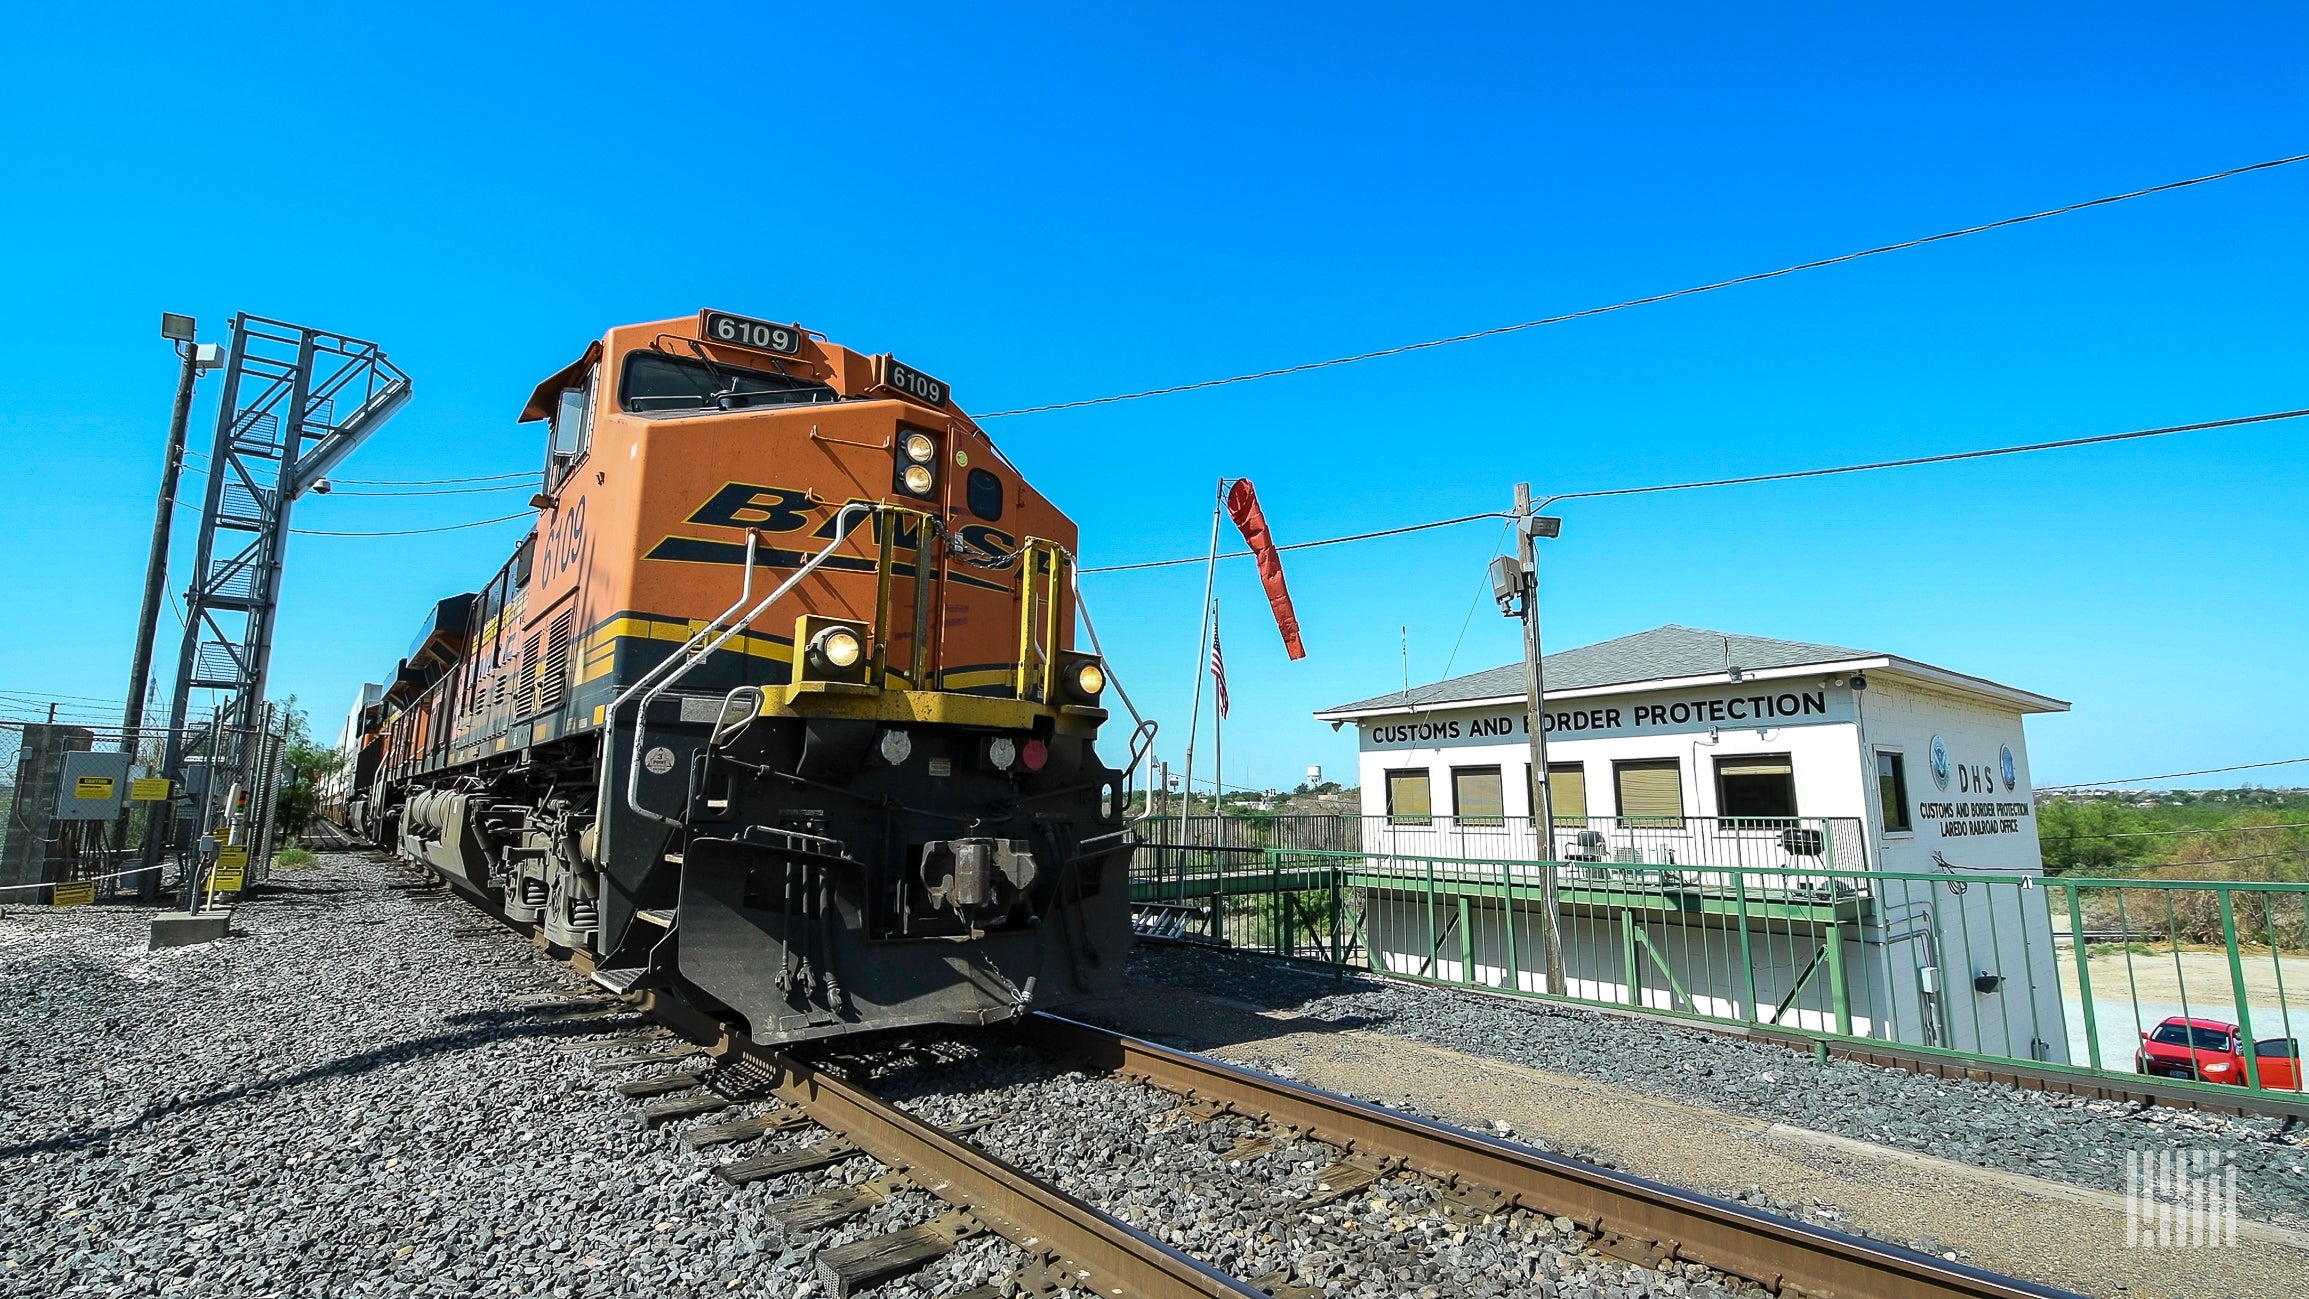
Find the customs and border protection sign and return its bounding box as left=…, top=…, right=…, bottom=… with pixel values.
left=52, top=881, right=96, bottom=907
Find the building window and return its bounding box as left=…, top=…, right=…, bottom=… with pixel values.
left=1546, top=762, right=1588, bottom=824
left=1714, top=755, right=1796, bottom=822
left=1613, top=759, right=1683, bottom=827
left=1452, top=766, right=1504, bottom=824
left=1877, top=751, right=1912, bottom=833
left=1385, top=768, right=1432, bottom=824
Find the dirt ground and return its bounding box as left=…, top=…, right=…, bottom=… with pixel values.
left=1069, top=978, right=2309, bottom=1299
left=2057, top=945, right=2309, bottom=1015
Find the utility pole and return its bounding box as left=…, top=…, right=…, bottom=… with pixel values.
left=1497, top=483, right=1565, bottom=994
left=121, top=314, right=216, bottom=897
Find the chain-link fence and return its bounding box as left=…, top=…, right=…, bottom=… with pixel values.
left=0, top=704, right=293, bottom=905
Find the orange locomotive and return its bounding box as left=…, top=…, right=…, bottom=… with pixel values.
left=360, top=310, right=1139, bottom=1044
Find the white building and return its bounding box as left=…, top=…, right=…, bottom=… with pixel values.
left=1312, top=625, right=2074, bottom=1061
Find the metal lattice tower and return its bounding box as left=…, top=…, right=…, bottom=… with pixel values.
left=150, top=315, right=410, bottom=860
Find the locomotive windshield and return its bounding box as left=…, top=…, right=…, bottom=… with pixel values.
left=619, top=351, right=836, bottom=415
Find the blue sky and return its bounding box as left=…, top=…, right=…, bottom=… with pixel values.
left=2, top=4, right=2303, bottom=792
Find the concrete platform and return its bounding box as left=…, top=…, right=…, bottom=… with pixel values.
left=149, top=909, right=233, bottom=950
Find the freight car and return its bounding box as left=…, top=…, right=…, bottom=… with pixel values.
left=343, top=310, right=1146, bottom=1045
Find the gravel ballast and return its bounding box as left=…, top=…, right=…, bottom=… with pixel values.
left=3, top=851, right=1811, bottom=1299
left=848, top=1034, right=1758, bottom=1299
left=1125, top=945, right=2309, bottom=1227
left=0, top=854, right=1010, bottom=1298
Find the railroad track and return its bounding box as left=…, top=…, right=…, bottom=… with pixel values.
left=401, top=857, right=2086, bottom=1299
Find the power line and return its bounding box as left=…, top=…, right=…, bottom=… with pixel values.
left=291, top=510, right=534, bottom=538
left=316, top=479, right=531, bottom=496
left=1080, top=404, right=2309, bottom=575
left=178, top=448, right=536, bottom=489
left=331, top=470, right=536, bottom=486
left=2044, top=821, right=2309, bottom=841
left=2089, top=849, right=2307, bottom=870
left=2038, top=757, right=2309, bottom=791
left=0, top=688, right=127, bottom=707
left=982, top=152, right=2309, bottom=419
left=1534, top=407, right=2309, bottom=511
left=1084, top=511, right=1508, bottom=575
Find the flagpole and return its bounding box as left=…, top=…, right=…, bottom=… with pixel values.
left=1177, top=478, right=1226, bottom=850
left=1212, top=598, right=1223, bottom=836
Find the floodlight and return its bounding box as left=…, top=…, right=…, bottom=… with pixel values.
left=160, top=313, right=196, bottom=342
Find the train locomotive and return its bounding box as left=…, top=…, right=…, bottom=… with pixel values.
left=334, top=310, right=1142, bottom=1045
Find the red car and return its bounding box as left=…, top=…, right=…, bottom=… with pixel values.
left=2135, top=1016, right=2302, bottom=1090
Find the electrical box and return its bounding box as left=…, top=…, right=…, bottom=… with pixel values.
left=55, top=751, right=133, bottom=819
left=1917, top=964, right=1941, bottom=995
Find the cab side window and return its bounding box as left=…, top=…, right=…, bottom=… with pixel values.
left=967, top=467, right=1004, bottom=521
left=544, top=367, right=597, bottom=491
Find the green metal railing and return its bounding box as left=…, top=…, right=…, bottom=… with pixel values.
left=1130, top=843, right=2309, bottom=1095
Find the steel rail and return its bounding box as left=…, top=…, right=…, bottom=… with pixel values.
left=382, top=857, right=1255, bottom=1299
left=721, top=1040, right=1268, bottom=1299
left=1018, top=1014, right=2086, bottom=1299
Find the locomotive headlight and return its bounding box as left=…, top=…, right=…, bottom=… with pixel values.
left=900, top=431, right=937, bottom=464
left=1074, top=661, right=1106, bottom=696
left=810, top=625, right=864, bottom=671
left=902, top=464, right=935, bottom=495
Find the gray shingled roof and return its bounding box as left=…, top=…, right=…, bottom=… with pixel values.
left=1320, top=625, right=1879, bottom=715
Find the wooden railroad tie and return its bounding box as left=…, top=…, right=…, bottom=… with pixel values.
left=598, top=1045, right=706, bottom=1068
left=764, top=1172, right=912, bottom=1230
left=1247, top=1272, right=1324, bottom=1299
left=715, top=1135, right=862, bottom=1185
left=556, top=1032, right=672, bottom=1054
left=1438, top=1183, right=1513, bottom=1224
left=614, top=1070, right=710, bottom=1099
left=682, top=1108, right=815, bottom=1149
left=815, top=1209, right=981, bottom=1299
left=641, top=1094, right=732, bottom=1126
left=1300, top=1156, right=1387, bottom=1208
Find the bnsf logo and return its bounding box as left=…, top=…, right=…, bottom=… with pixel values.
left=682, top=482, right=1013, bottom=557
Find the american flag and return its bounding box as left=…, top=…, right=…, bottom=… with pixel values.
left=1210, top=613, right=1229, bottom=720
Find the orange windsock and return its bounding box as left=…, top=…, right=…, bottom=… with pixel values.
left=1225, top=478, right=1306, bottom=661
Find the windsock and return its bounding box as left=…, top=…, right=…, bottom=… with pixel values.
left=1225, top=478, right=1306, bottom=660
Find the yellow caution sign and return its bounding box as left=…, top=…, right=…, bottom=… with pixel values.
left=211, top=866, right=246, bottom=893
left=218, top=845, right=250, bottom=869
left=131, top=777, right=172, bottom=801
left=73, top=776, right=117, bottom=801
left=52, top=881, right=96, bottom=907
